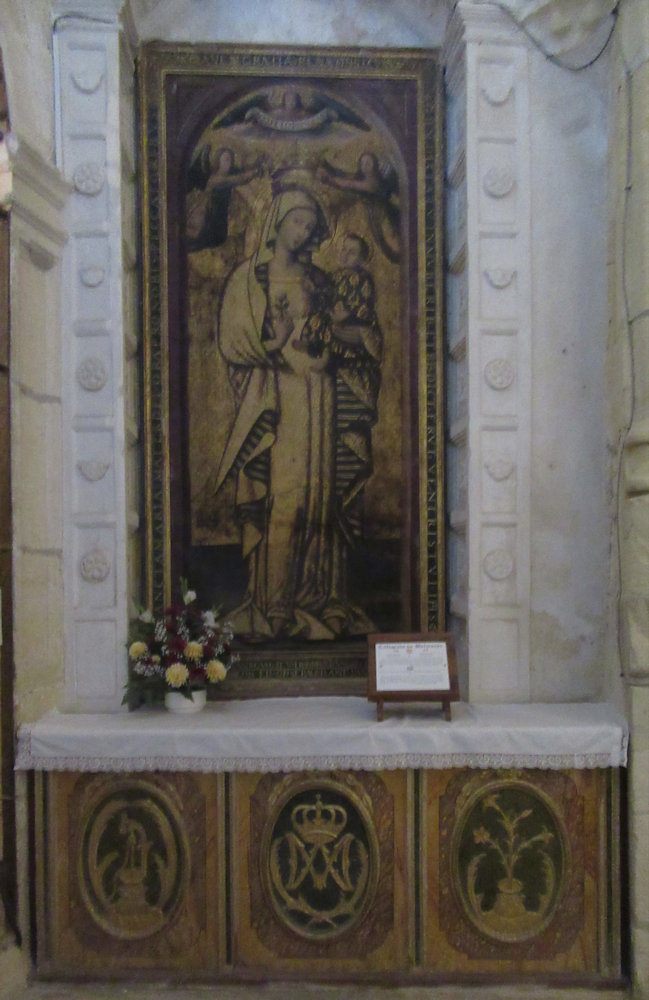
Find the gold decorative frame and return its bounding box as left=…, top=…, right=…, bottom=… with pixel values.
left=139, top=43, right=445, bottom=694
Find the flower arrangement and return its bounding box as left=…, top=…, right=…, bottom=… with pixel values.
left=124, top=581, right=237, bottom=706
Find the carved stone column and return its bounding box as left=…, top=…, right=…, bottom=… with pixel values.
left=52, top=0, right=139, bottom=710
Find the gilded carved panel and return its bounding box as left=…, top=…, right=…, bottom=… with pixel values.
left=422, top=768, right=611, bottom=974
left=230, top=769, right=411, bottom=971
left=41, top=772, right=224, bottom=974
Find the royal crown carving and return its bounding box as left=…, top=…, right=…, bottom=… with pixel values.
left=291, top=793, right=348, bottom=845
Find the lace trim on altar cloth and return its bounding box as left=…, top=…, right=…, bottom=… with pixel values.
left=14, top=742, right=626, bottom=774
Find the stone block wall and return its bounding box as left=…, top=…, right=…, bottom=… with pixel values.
left=608, top=0, right=649, bottom=993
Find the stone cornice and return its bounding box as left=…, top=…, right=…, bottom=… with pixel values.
left=445, top=0, right=617, bottom=67
left=51, top=0, right=137, bottom=46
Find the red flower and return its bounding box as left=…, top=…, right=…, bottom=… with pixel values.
left=169, top=636, right=187, bottom=654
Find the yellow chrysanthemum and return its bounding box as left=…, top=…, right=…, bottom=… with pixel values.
left=165, top=662, right=189, bottom=688
left=185, top=641, right=204, bottom=660
left=129, top=641, right=148, bottom=660
left=206, top=659, right=227, bottom=682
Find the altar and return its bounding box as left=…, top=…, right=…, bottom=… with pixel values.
left=17, top=700, right=627, bottom=984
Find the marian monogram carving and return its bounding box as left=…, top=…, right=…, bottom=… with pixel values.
left=262, top=781, right=379, bottom=940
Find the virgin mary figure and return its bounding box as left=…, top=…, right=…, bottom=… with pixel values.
left=213, top=186, right=375, bottom=641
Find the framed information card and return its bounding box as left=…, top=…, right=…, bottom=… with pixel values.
left=367, top=632, right=458, bottom=720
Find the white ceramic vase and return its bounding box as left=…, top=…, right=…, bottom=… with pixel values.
left=164, top=688, right=207, bottom=714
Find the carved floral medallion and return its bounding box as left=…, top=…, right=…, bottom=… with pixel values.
left=453, top=780, right=566, bottom=942
left=438, top=769, right=585, bottom=961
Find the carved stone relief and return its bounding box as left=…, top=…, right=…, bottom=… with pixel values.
left=73, top=161, right=105, bottom=196
left=79, top=265, right=105, bottom=287
left=483, top=548, right=514, bottom=581
left=485, top=458, right=515, bottom=482
left=483, top=166, right=516, bottom=198
left=480, top=66, right=514, bottom=107
left=484, top=268, right=516, bottom=290
left=71, top=70, right=104, bottom=94
left=79, top=546, right=111, bottom=583
left=77, top=357, right=108, bottom=392
left=77, top=460, right=110, bottom=482
left=484, top=358, right=515, bottom=391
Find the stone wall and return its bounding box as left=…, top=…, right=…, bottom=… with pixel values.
left=608, top=0, right=649, bottom=993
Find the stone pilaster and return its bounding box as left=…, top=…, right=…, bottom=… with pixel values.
left=444, top=1, right=533, bottom=702
left=52, top=0, right=139, bottom=710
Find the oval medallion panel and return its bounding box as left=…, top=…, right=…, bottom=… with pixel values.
left=452, top=780, right=568, bottom=943
left=261, top=779, right=379, bottom=941
left=78, top=778, right=189, bottom=940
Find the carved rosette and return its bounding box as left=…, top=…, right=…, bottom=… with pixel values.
left=484, top=358, right=515, bottom=391
left=79, top=547, right=111, bottom=583
left=483, top=548, right=514, bottom=581
left=485, top=458, right=515, bottom=482
left=79, top=265, right=106, bottom=287
left=73, top=161, right=105, bottom=196
left=77, top=357, right=108, bottom=392
left=483, top=166, right=515, bottom=199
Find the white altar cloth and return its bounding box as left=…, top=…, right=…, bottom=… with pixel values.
left=15, top=699, right=628, bottom=773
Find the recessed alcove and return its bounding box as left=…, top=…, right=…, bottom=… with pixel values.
left=1, top=0, right=640, bottom=989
